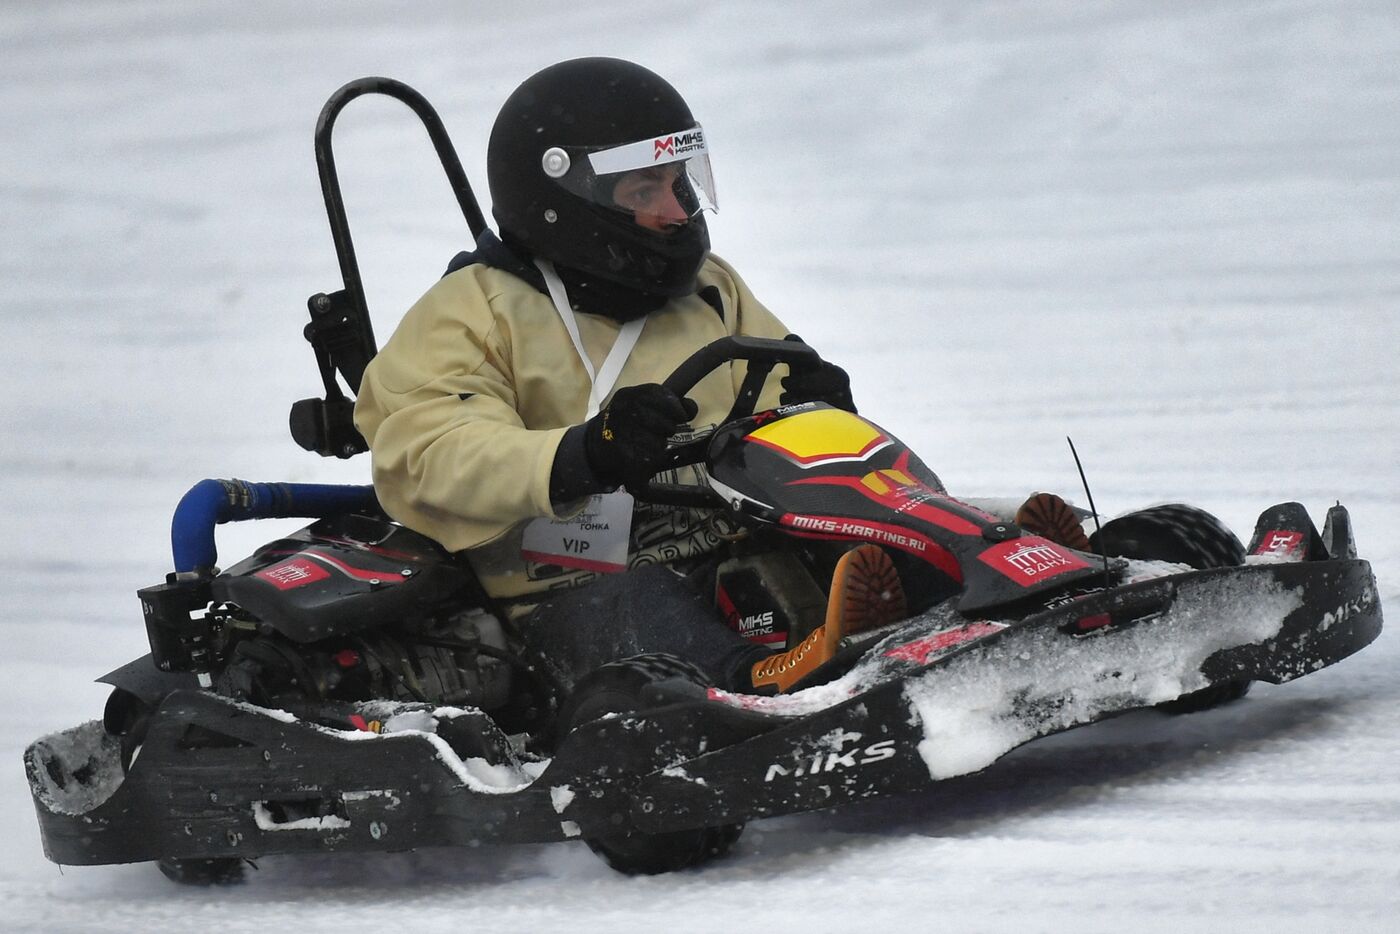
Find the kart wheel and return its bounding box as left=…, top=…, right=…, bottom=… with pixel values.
left=103, top=688, right=152, bottom=772
left=1089, top=503, right=1246, bottom=570
left=106, top=696, right=248, bottom=885
left=1090, top=504, right=1252, bottom=713
left=558, top=654, right=745, bottom=875
left=157, top=857, right=247, bottom=886
left=588, top=820, right=745, bottom=876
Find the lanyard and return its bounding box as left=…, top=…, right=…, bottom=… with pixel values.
left=535, top=259, right=645, bottom=420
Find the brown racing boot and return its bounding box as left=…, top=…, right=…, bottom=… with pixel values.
left=750, top=544, right=906, bottom=693
left=1015, top=492, right=1092, bottom=551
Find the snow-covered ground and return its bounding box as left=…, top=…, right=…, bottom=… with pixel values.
left=3, top=1, right=1397, bottom=931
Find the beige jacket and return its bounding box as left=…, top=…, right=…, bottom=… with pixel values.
left=354, top=253, right=790, bottom=604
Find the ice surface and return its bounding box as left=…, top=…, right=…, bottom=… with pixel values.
left=3, top=1, right=1398, bottom=932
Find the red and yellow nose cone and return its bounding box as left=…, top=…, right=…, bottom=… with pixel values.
left=746, top=408, right=890, bottom=467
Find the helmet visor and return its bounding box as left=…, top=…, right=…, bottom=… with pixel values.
left=543, top=125, right=717, bottom=224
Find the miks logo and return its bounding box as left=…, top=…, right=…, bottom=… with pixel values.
left=716, top=582, right=783, bottom=643
left=740, top=610, right=775, bottom=635
left=653, top=129, right=705, bottom=160
left=763, top=729, right=897, bottom=783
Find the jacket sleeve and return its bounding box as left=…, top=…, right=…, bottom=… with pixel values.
left=353, top=271, right=569, bottom=553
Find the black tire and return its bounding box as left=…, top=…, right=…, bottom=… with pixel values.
left=104, top=689, right=248, bottom=885
left=102, top=688, right=153, bottom=773
left=1089, top=503, right=1245, bottom=570
left=1091, top=504, right=1252, bottom=712
left=157, top=857, right=247, bottom=886
left=558, top=653, right=744, bottom=875
left=589, top=820, right=745, bottom=876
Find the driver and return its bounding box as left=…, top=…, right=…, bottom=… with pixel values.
left=354, top=58, right=882, bottom=694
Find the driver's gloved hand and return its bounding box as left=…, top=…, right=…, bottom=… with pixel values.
left=583, top=383, right=698, bottom=490
left=779, top=334, right=857, bottom=412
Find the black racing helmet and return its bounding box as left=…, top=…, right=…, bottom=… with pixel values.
left=487, top=58, right=716, bottom=298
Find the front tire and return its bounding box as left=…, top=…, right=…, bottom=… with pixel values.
left=557, top=653, right=745, bottom=875
left=1089, top=502, right=1245, bottom=570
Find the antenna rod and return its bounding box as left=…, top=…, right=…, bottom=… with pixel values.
left=1067, top=436, right=1112, bottom=583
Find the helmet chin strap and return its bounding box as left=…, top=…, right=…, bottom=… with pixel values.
left=535, top=258, right=646, bottom=420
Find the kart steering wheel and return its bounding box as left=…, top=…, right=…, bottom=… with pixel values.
left=626, top=335, right=823, bottom=506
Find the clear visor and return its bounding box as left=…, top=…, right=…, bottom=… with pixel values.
left=542, top=124, right=718, bottom=224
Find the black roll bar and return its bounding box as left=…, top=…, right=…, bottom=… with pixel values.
left=292, top=77, right=489, bottom=458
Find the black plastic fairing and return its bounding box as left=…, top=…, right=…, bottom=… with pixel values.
left=705, top=404, right=1111, bottom=615
left=98, top=655, right=200, bottom=713
left=214, top=515, right=483, bottom=642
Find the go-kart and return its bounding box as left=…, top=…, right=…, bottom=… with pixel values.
left=23, top=78, right=1383, bottom=884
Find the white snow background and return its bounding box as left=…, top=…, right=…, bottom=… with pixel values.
left=3, top=1, right=1398, bottom=931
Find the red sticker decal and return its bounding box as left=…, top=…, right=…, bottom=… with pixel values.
left=255, top=557, right=331, bottom=590
left=1253, top=530, right=1304, bottom=557
left=884, top=621, right=1007, bottom=665
left=302, top=550, right=407, bottom=584
left=1073, top=613, right=1113, bottom=634
left=978, top=538, right=1090, bottom=586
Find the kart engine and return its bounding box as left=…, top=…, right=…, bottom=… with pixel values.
left=218, top=606, right=514, bottom=710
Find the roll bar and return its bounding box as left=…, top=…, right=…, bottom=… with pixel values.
left=290, top=77, right=488, bottom=458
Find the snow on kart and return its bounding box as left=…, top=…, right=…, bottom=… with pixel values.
left=24, top=78, right=1384, bottom=884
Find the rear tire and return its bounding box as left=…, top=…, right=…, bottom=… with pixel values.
left=157, top=857, right=247, bottom=886
left=557, top=654, right=745, bottom=875
left=105, top=689, right=248, bottom=885
left=588, top=821, right=745, bottom=876
left=103, top=688, right=153, bottom=773
left=1091, top=504, right=1252, bottom=713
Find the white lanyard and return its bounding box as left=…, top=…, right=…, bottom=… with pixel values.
left=535, top=259, right=645, bottom=420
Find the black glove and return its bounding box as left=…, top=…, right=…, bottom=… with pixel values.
left=583, top=383, right=699, bottom=489
left=779, top=334, right=857, bottom=412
